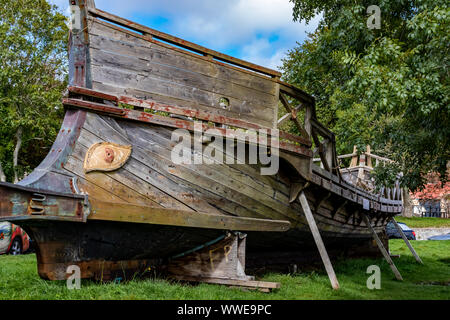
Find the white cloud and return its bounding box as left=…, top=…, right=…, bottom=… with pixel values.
left=49, top=0, right=320, bottom=69
left=241, top=39, right=289, bottom=70
left=95, top=0, right=318, bottom=47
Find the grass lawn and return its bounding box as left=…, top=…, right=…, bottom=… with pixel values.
left=395, top=217, right=450, bottom=228
left=0, top=240, right=449, bottom=300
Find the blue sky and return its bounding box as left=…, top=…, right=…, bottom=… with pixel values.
left=49, top=0, right=320, bottom=70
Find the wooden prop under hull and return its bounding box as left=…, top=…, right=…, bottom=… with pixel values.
left=168, top=232, right=281, bottom=292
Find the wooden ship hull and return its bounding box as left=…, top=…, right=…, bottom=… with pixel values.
left=0, top=1, right=403, bottom=288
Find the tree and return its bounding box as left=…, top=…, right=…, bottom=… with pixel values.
left=283, top=0, right=449, bottom=191
left=0, top=0, right=67, bottom=182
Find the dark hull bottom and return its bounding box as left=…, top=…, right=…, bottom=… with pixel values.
left=21, top=220, right=387, bottom=281
left=24, top=221, right=225, bottom=280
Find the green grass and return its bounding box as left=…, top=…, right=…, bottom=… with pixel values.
left=0, top=240, right=449, bottom=300
left=395, top=217, right=450, bottom=228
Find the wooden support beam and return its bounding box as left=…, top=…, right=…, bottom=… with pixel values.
left=304, top=105, right=313, bottom=138
left=310, top=129, right=334, bottom=174
left=89, top=199, right=291, bottom=232
left=278, top=82, right=315, bottom=105
left=345, top=212, right=353, bottom=224
left=349, top=146, right=358, bottom=168
left=330, top=144, right=338, bottom=176
left=277, top=103, right=304, bottom=127
left=390, top=217, right=423, bottom=264
left=168, top=233, right=280, bottom=292
left=279, top=93, right=310, bottom=142
left=356, top=210, right=363, bottom=225
left=289, top=182, right=309, bottom=204
left=366, top=145, right=373, bottom=168
left=315, top=192, right=331, bottom=212
left=86, top=0, right=96, bottom=9
left=171, top=275, right=280, bottom=292
left=310, top=118, right=334, bottom=140
left=312, top=136, right=331, bottom=172
left=277, top=112, right=293, bottom=127
left=299, top=192, right=340, bottom=290
left=331, top=200, right=347, bottom=219
left=324, top=140, right=334, bottom=173
left=361, top=213, right=403, bottom=281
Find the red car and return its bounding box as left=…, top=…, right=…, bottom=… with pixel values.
left=0, top=221, right=30, bottom=255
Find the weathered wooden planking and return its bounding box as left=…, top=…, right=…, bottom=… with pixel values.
left=282, top=179, right=373, bottom=232
left=132, top=138, right=298, bottom=222
left=88, top=20, right=278, bottom=128
left=121, top=122, right=304, bottom=222
left=88, top=18, right=277, bottom=86
left=73, top=125, right=189, bottom=211
left=78, top=112, right=379, bottom=236
left=64, top=155, right=163, bottom=208
left=88, top=199, right=291, bottom=232
left=139, top=123, right=382, bottom=234
left=145, top=123, right=293, bottom=198
left=68, top=169, right=125, bottom=204
left=69, top=136, right=193, bottom=211
left=123, top=124, right=303, bottom=223
left=80, top=117, right=226, bottom=214
left=91, top=81, right=274, bottom=129
left=312, top=165, right=401, bottom=214
left=121, top=121, right=372, bottom=235
left=81, top=112, right=281, bottom=218
left=63, top=97, right=313, bottom=157
left=75, top=129, right=238, bottom=215
left=89, top=46, right=277, bottom=109
left=124, top=122, right=287, bottom=201
left=154, top=124, right=381, bottom=233
left=89, top=64, right=275, bottom=128
left=82, top=113, right=297, bottom=223
left=299, top=188, right=382, bottom=233
left=88, top=54, right=277, bottom=117
left=150, top=140, right=347, bottom=234
left=315, top=203, right=381, bottom=233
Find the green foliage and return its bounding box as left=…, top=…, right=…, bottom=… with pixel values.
left=284, top=0, right=449, bottom=191
left=0, top=0, right=68, bottom=181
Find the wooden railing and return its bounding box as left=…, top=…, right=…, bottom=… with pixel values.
left=278, top=83, right=340, bottom=177
left=331, top=145, right=394, bottom=168
left=315, top=145, right=403, bottom=202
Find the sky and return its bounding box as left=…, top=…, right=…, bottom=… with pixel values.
left=48, top=0, right=320, bottom=71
